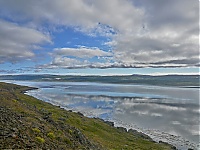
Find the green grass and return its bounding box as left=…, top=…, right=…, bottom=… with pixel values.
left=35, top=137, right=45, bottom=143
left=32, top=128, right=41, bottom=134
left=47, top=132, right=55, bottom=139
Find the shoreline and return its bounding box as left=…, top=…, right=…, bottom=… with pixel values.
left=24, top=91, right=194, bottom=150
left=24, top=87, right=198, bottom=150
left=54, top=105, right=198, bottom=150
left=26, top=92, right=198, bottom=150
left=0, top=82, right=176, bottom=150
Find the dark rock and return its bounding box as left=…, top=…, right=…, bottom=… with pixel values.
left=58, top=117, right=66, bottom=121
left=116, top=127, right=127, bottom=132
left=43, top=115, right=51, bottom=120
left=77, top=112, right=84, bottom=116
left=104, top=121, right=114, bottom=126
left=74, top=129, right=87, bottom=144
left=159, top=141, right=177, bottom=150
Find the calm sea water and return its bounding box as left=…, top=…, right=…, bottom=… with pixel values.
left=3, top=81, right=200, bottom=150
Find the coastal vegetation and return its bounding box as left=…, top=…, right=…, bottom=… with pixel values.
left=0, top=82, right=175, bottom=149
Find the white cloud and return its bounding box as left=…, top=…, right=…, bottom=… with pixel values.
left=0, top=0, right=143, bottom=34
left=42, top=46, right=113, bottom=69
left=0, top=0, right=198, bottom=68
left=51, top=57, right=82, bottom=68
left=0, top=19, right=51, bottom=63
left=53, top=46, right=112, bottom=58
left=110, top=0, right=199, bottom=68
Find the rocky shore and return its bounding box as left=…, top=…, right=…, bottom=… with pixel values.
left=0, top=82, right=176, bottom=149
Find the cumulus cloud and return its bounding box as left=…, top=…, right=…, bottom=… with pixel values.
left=53, top=46, right=112, bottom=58
left=42, top=46, right=113, bottom=69
left=111, top=0, right=199, bottom=67
left=0, top=0, right=143, bottom=33
left=0, top=0, right=198, bottom=68
left=0, top=19, right=51, bottom=63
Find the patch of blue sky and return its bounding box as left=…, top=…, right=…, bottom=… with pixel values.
left=52, top=27, right=110, bottom=51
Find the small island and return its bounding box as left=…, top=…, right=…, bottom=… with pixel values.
left=0, top=82, right=175, bottom=150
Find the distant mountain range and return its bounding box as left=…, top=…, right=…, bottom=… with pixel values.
left=0, top=74, right=199, bottom=87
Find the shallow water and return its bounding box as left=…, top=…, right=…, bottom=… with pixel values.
left=3, top=81, right=200, bottom=150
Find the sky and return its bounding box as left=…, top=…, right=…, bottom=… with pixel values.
left=0, top=0, right=199, bottom=75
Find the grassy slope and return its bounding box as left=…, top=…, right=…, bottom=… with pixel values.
left=0, top=82, right=174, bottom=150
